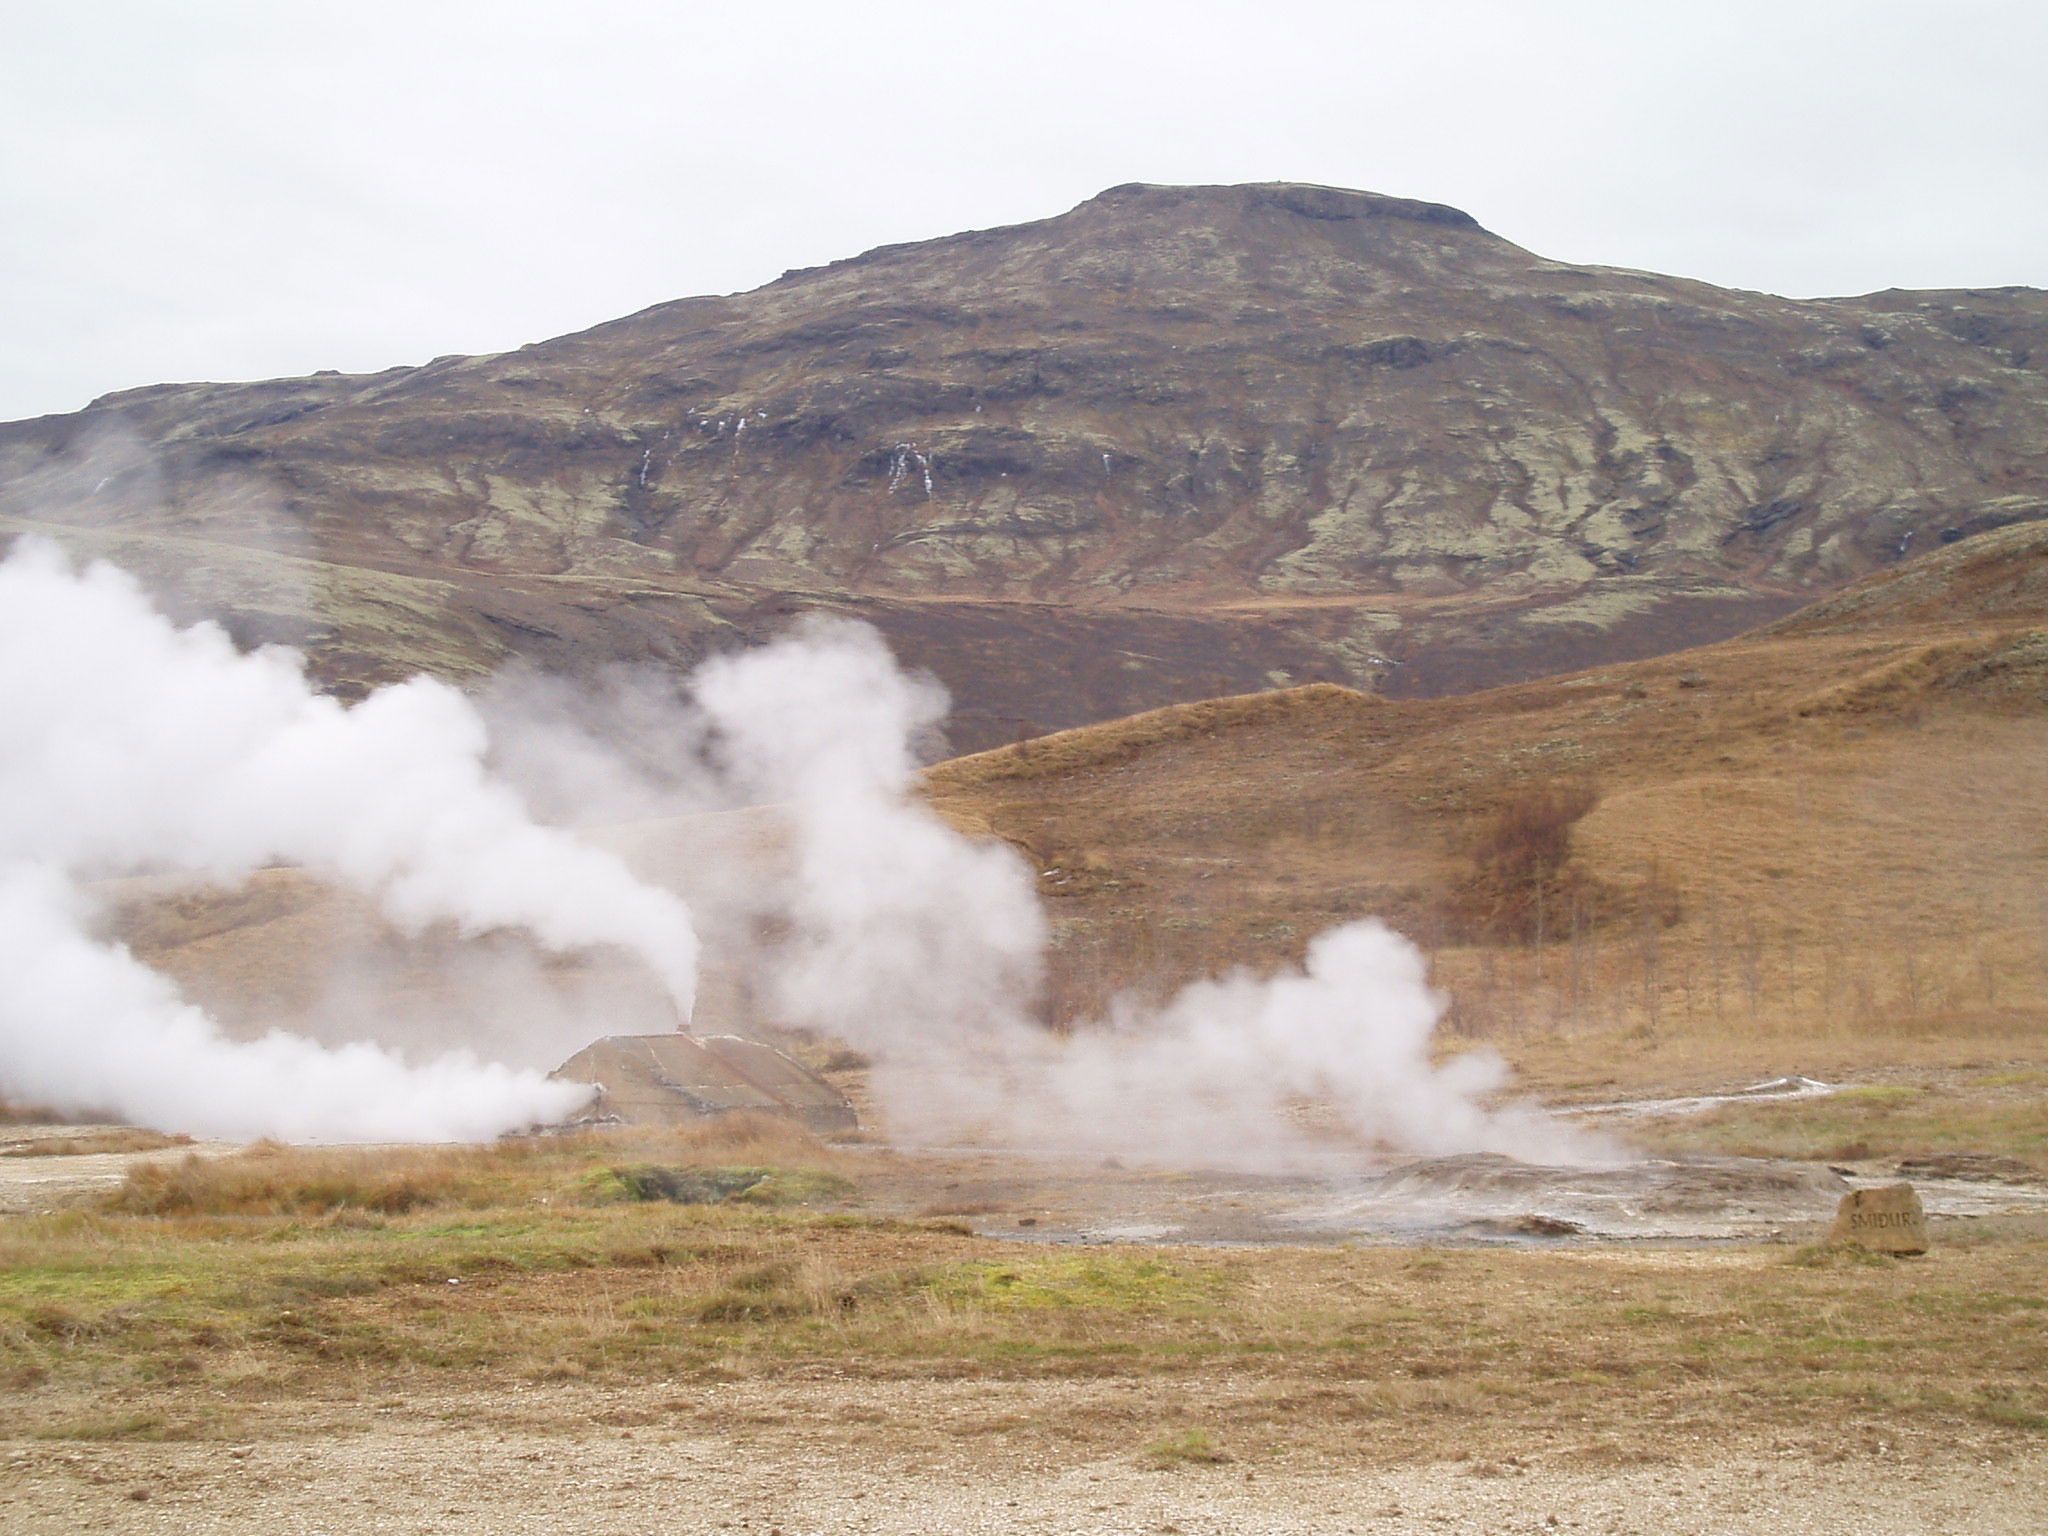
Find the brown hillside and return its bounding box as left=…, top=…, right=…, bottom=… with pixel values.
left=4, top=184, right=2046, bottom=747
left=926, top=524, right=2048, bottom=1064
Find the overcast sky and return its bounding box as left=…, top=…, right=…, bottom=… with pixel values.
left=3, top=0, right=2044, bottom=422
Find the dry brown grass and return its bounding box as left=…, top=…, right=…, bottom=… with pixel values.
left=927, top=683, right=1378, bottom=792
left=3, top=1188, right=2044, bottom=1459
left=106, top=1141, right=558, bottom=1217
left=0, top=1101, right=74, bottom=1126
left=621, top=1110, right=844, bottom=1168
left=922, top=584, right=2048, bottom=1070
left=103, top=1113, right=846, bottom=1218
left=1, top=1129, right=194, bottom=1158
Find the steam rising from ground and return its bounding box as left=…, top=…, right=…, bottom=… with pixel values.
left=1022, top=922, right=1597, bottom=1164
left=679, top=618, right=1606, bottom=1166
left=691, top=623, right=1050, bottom=1136
left=0, top=539, right=694, bottom=1140
left=0, top=538, right=1598, bottom=1162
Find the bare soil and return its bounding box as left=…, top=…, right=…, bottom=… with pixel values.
left=0, top=1124, right=237, bottom=1215
left=3, top=1374, right=2044, bottom=1535
left=841, top=1141, right=2048, bottom=1249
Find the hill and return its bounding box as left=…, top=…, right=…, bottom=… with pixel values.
left=925, top=520, right=2048, bottom=1062
left=4, top=184, right=2047, bottom=747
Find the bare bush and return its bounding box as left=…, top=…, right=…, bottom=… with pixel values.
left=1452, top=782, right=1602, bottom=943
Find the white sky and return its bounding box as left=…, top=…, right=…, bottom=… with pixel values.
left=3, top=0, right=2044, bottom=422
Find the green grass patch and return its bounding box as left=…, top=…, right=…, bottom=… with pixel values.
left=929, top=1255, right=1221, bottom=1312
left=1142, top=1426, right=1230, bottom=1466
left=1978, top=1070, right=2048, bottom=1089
left=1974, top=1386, right=2048, bottom=1432
left=581, top=1165, right=854, bottom=1208
left=1831, top=1085, right=1925, bottom=1107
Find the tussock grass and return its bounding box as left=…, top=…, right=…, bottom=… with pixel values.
left=106, top=1142, right=560, bottom=1217
left=1142, top=1426, right=1230, bottom=1466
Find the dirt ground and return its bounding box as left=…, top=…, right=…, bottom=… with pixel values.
left=3, top=1375, right=2044, bottom=1536
left=6, top=1067, right=2046, bottom=1534
left=836, top=1141, right=2048, bottom=1249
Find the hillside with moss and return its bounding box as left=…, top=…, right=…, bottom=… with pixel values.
left=3, top=183, right=2045, bottom=746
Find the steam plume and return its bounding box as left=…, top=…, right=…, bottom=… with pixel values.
left=1022, top=920, right=1599, bottom=1164
left=0, top=538, right=698, bottom=1140
left=0, top=534, right=1598, bottom=1163
left=692, top=618, right=1047, bottom=1138
left=688, top=620, right=1605, bottom=1165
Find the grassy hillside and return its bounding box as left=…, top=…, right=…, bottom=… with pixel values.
left=927, top=523, right=2048, bottom=1082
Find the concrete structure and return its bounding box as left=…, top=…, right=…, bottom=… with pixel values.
left=552, top=1034, right=857, bottom=1135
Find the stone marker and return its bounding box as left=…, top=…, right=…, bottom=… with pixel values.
left=1829, top=1184, right=1929, bottom=1254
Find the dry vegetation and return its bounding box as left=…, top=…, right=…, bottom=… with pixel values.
left=924, top=543, right=2048, bottom=1095
left=3, top=1130, right=2045, bottom=1463
left=0, top=1129, right=192, bottom=1157
left=0, top=1100, right=68, bottom=1126
left=100, top=1112, right=846, bottom=1218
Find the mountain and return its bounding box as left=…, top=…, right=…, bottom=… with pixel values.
left=4, top=183, right=2046, bottom=747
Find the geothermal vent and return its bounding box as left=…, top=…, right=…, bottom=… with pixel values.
left=552, top=1035, right=856, bottom=1135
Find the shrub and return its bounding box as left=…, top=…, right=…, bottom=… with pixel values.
left=1452, top=781, right=1603, bottom=942
left=106, top=1145, right=536, bottom=1216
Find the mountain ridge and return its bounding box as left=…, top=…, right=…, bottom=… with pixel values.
left=3, top=182, right=2045, bottom=746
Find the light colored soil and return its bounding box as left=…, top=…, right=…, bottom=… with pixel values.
left=0, top=1125, right=237, bottom=1214
left=840, top=1140, right=2048, bottom=1247
left=2, top=1377, right=2041, bottom=1535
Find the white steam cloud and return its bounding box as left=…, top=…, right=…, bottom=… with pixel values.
left=1021, top=922, right=1596, bottom=1164
left=691, top=621, right=1049, bottom=1137
left=0, top=537, right=1596, bottom=1165
left=0, top=538, right=698, bottom=1140
left=682, top=619, right=1604, bottom=1166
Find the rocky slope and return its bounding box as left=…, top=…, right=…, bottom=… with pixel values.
left=4, top=183, right=2046, bottom=746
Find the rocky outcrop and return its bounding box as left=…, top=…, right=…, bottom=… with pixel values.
left=3, top=182, right=2045, bottom=746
